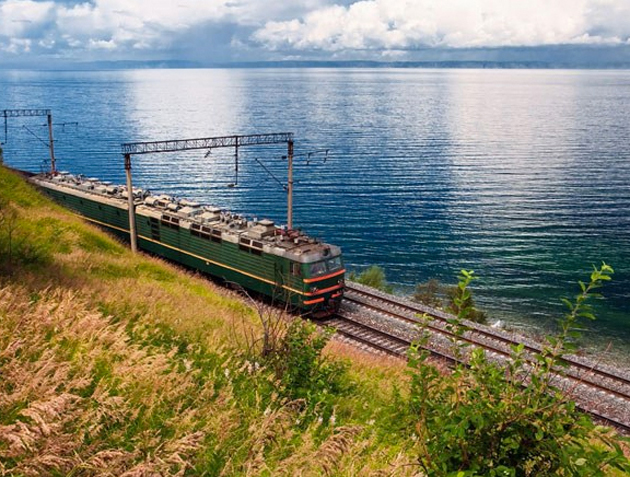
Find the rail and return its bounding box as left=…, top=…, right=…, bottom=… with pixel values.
left=331, top=282, right=630, bottom=433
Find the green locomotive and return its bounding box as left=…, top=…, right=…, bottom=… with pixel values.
left=30, top=172, right=345, bottom=316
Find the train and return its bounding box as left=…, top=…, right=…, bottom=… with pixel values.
left=29, top=172, right=345, bottom=316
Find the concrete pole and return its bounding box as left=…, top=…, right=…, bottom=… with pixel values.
left=124, top=153, right=138, bottom=253
left=287, top=139, right=294, bottom=230
left=47, top=112, right=56, bottom=174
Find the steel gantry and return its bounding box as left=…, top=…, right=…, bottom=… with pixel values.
left=121, top=133, right=295, bottom=253
left=2, top=109, right=56, bottom=173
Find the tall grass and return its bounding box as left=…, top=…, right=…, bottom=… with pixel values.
left=0, top=285, right=209, bottom=475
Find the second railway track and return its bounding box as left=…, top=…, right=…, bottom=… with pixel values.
left=327, top=281, right=630, bottom=433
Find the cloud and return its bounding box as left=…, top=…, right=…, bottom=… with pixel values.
left=0, top=0, right=334, bottom=61
left=1, top=37, right=32, bottom=53
left=0, top=0, right=629, bottom=63
left=0, top=0, right=54, bottom=37
left=252, top=0, right=630, bottom=53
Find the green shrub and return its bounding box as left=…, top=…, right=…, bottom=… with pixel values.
left=350, top=265, right=393, bottom=293
left=446, top=269, right=487, bottom=324
left=259, top=318, right=349, bottom=421
left=401, top=263, right=630, bottom=476
left=413, top=278, right=445, bottom=308
left=413, top=271, right=487, bottom=324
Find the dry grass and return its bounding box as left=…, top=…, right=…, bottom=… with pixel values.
left=0, top=285, right=215, bottom=476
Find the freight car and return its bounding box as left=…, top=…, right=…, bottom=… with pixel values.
left=30, top=172, right=345, bottom=316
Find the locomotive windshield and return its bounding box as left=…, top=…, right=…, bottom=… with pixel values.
left=309, top=255, right=343, bottom=277
left=326, top=256, right=342, bottom=271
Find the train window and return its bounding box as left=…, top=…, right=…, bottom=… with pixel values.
left=309, top=261, right=327, bottom=276
left=327, top=256, right=342, bottom=271
left=291, top=263, right=301, bottom=276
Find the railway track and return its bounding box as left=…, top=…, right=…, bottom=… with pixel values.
left=322, top=315, right=410, bottom=357
left=328, top=282, right=630, bottom=433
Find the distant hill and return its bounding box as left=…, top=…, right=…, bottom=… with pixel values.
left=3, top=44, right=630, bottom=70
left=15, top=59, right=629, bottom=71
left=211, top=60, right=627, bottom=69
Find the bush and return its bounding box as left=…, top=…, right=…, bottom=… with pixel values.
left=244, top=301, right=350, bottom=422
left=272, top=320, right=348, bottom=407
left=413, top=278, right=445, bottom=308
left=446, top=269, right=487, bottom=324
left=350, top=265, right=393, bottom=293
left=402, top=263, right=630, bottom=476
left=413, top=271, right=487, bottom=324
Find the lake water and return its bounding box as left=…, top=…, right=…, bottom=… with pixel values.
left=1, top=68, right=629, bottom=354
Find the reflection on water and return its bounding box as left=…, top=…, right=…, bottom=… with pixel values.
left=1, top=68, right=629, bottom=352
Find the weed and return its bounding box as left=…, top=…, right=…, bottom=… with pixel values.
left=401, top=263, right=630, bottom=476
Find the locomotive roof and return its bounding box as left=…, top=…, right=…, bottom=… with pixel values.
left=31, top=172, right=341, bottom=263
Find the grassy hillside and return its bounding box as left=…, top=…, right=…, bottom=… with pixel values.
left=0, top=166, right=628, bottom=476
left=0, top=166, right=411, bottom=476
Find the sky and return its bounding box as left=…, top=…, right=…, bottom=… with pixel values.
left=1, top=0, right=630, bottom=66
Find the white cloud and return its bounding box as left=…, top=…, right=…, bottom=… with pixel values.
left=0, top=0, right=629, bottom=61
left=0, top=0, right=54, bottom=37
left=252, top=0, right=630, bottom=52
left=1, top=37, right=32, bottom=53
left=88, top=38, right=117, bottom=50
left=0, top=0, right=333, bottom=58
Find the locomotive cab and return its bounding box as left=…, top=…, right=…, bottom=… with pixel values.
left=299, top=250, right=345, bottom=317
